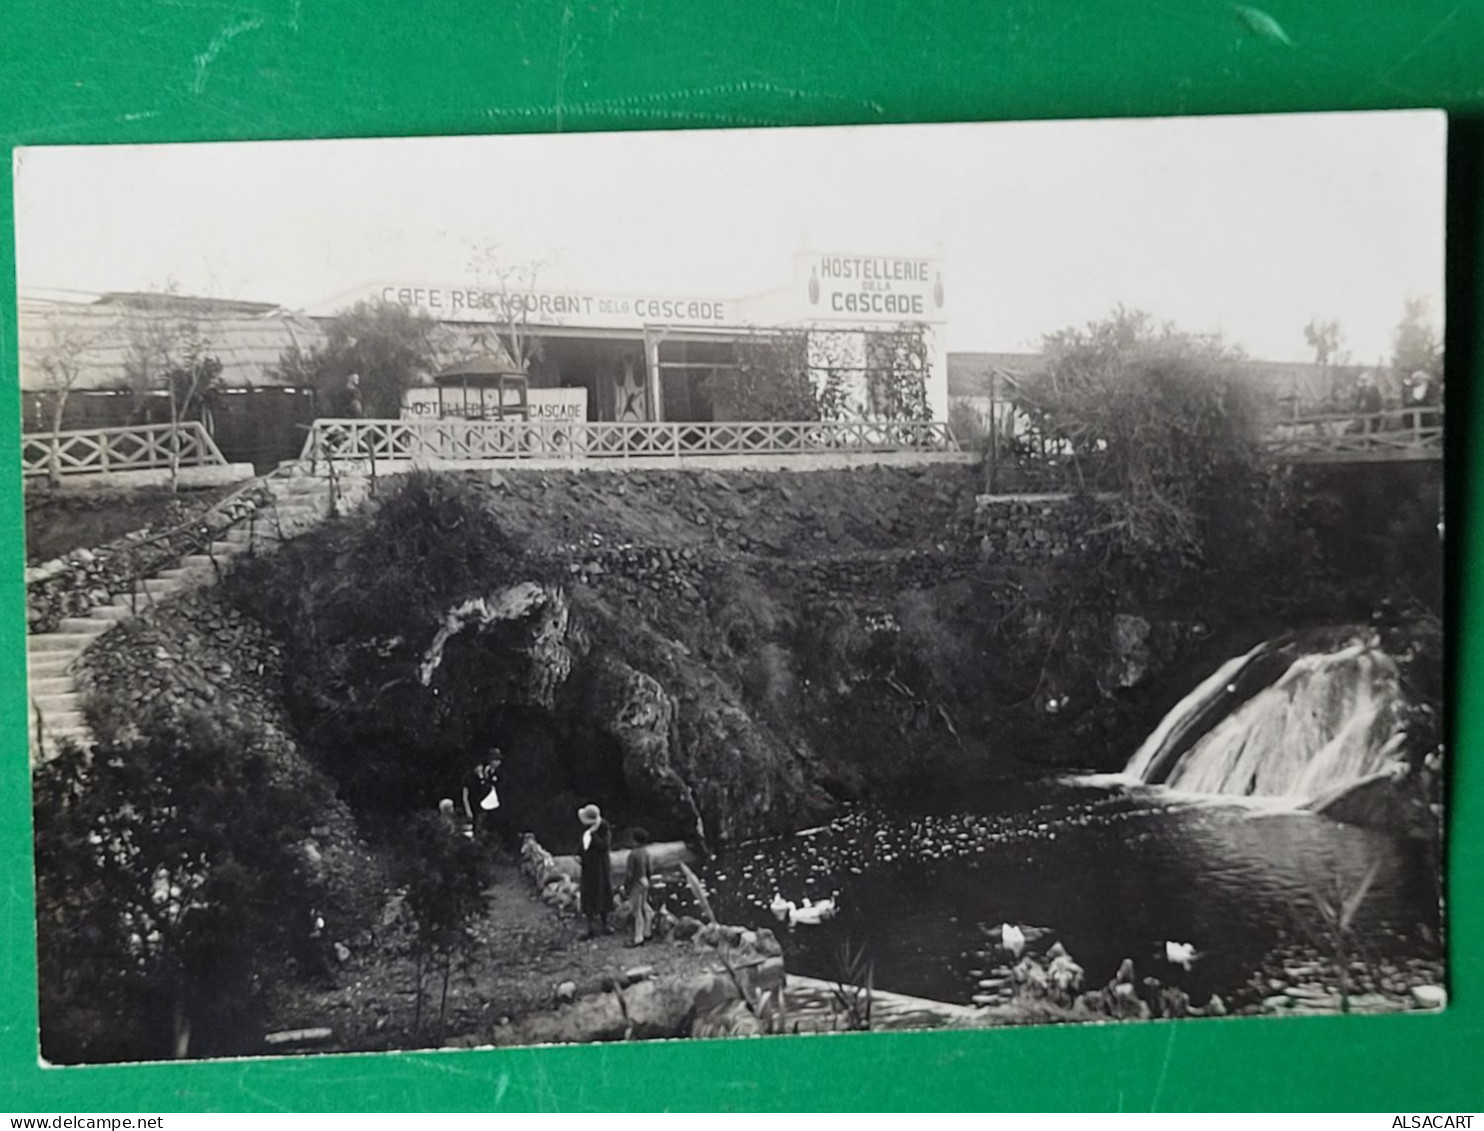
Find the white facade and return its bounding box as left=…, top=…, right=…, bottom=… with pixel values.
left=308, top=253, right=950, bottom=423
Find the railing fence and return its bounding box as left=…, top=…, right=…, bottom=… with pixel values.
left=22, top=421, right=229, bottom=479
left=299, top=418, right=960, bottom=468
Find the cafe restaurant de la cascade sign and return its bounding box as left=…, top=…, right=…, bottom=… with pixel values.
left=313, top=252, right=948, bottom=335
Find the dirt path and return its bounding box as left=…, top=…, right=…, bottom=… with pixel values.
left=267, top=862, right=723, bottom=1053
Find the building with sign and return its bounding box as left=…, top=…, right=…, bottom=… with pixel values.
left=307, top=253, right=950, bottom=426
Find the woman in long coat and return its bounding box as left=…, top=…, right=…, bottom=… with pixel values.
left=577, top=804, right=614, bottom=938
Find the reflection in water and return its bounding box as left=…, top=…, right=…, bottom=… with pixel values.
left=696, top=778, right=1442, bottom=1010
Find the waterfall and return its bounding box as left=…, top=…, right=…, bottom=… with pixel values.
left=1123, top=640, right=1274, bottom=783
left=1125, top=633, right=1406, bottom=802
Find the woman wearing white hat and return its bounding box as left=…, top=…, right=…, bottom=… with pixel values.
left=577, top=804, right=614, bottom=938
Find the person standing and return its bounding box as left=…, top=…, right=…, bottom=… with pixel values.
left=577, top=804, right=613, bottom=938
left=623, top=827, right=656, bottom=948
left=460, top=753, right=502, bottom=843
left=342, top=372, right=364, bottom=419
left=437, top=798, right=466, bottom=838
left=1355, top=372, right=1384, bottom=434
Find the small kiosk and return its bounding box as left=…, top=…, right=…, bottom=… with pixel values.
left=432, top=354, right=530, bottom=421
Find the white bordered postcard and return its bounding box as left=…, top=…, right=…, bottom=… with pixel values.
left=14, top=111, right=1446, bottom=1064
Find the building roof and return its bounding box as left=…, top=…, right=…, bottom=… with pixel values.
left=947, top=352, right=1046, bottom=398
left=949, top=350, right=1380, bottom=408
left=18, top=296, right=327, bottom=393
left=95, top=292, right=286, bottom=315
left=433, top=352, right=527, bottom=383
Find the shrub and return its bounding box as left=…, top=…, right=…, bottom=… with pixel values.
left=392, top=811, right=492, bottom=1041
left=33, top=709, right=327, bottom=1062
left=1028, top=307, right=1265, bottom=567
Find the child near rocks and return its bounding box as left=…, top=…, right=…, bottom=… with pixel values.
left=624, top=827, right=656, bottom=948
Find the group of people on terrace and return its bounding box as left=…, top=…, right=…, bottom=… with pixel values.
left=1349, top=369, right=1443, bottom=433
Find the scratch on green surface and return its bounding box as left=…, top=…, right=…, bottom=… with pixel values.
left=1234, top=5, right=1295, bottom=46
left=1148, top=1024, right=1178, bottom=1111
left=191, top=17, right=265, bottom=96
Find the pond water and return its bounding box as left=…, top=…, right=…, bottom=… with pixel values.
left=687, top=775, right=1444, bottom=1011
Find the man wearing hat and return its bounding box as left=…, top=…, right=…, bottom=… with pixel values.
left=577, top=803, right=614, bottom=938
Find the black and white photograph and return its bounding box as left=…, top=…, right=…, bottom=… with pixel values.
left=16, top=111, right=1446, bottom=1065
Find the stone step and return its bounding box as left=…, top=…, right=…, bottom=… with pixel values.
left=282, top=478, right=334, bottom=496
left=88, top=603, right=136, bottom=621
left=157, top=566, right=208, bottom=581
left=35, top=715, right=90, bottom=734
left=56, top=620, right=111, bottom=638
left=28, top=633, right=99, bottom=654
left=133, top=577, right=184, bottom=595
left=180, top=554, right=222, bottom=569
left=29, top=675, right=75, bottom=696
left=225, top=529, right=286, bottom=546
left=208, top=541, right=246, bottom=556
left=59, top=611, right=113, bottom=629
left=32, top=710, right=86, bottom=733
left=28, top=655, right=76, bottom=678
left=32, top=692, right=82, bottom=714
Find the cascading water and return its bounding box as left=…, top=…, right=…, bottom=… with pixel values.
left=1125, top=631, right=1407, bottom=803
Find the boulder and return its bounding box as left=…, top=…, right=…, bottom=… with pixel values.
left=1307, top=770, right=1437, bottom=839
left=1411, top=984, right=1447, bottom=1009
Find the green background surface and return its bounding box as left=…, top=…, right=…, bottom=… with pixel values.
left=0, top=0, right=1480, bottom=1112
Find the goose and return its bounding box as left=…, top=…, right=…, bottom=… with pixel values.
left=788, top=897, right=837, bottom=926
left=1164, top=941, right=1200, bottom=971
left=994, top=923, right=1027, bottom=957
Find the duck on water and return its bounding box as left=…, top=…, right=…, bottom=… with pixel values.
left=698, top=627, right=1443, bottom=1019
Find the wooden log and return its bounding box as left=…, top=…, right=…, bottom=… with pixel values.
left=545, top=840, right=697, bottom=886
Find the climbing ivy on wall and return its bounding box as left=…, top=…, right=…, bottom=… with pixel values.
left=713, top=323, right=932, bottom=423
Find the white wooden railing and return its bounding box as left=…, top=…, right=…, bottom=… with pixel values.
left=298, top=418, right=959, bottom=466
left=1267, top=407, right=1443, bottom=463
left=22, top=421, right=229, bottom=479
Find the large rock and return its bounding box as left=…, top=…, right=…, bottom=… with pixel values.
left=1307, top=769, right=1438, bottom=839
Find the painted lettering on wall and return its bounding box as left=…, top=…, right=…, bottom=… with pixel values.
left=805, top=254, right=943, bottom=321
left=379, top=286, right=727, bottom=327
left=401, top=387, right=588, bottom=421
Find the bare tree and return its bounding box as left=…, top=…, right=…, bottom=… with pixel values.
left=27, top=308, right=101, bottom=485
left=1391, top=295, right=1443, bottom=378
left=1303, top=317, right=1344, bottom=368
left=122, top=291, right=223, bottom=492
left=467, top=242, right=552, bottom=373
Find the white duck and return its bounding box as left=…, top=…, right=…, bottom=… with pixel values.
left=1164, top=941, right=1200, bottom=971
left=998, top=923, right=1027, bottom=957
left=773, top=896, right=837, bottom=925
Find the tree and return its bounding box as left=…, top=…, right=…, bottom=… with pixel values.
left=26, top=309, right=100, bottom=486
left=1391, top=296, right=1443, bottom=378
left=32, top=709, right=327, bottom=1062
left=1303, top=317, right=1345, bottom=367
left=468, top=243, right=551, bottom=374
left=392, top=812, right=491, bottom=1042
left=121, top=294, right=224, bottom=492
left=1025, top=307, right=1264, bottom=565
left=277, top=300, right=438, bottom=419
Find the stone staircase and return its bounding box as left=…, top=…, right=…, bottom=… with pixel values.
left=26, top=473, right=341, bottom=762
